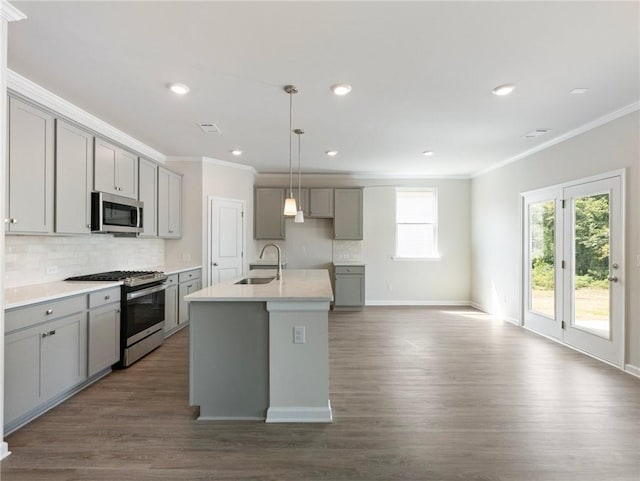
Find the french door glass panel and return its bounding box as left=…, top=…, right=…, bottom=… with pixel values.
left=529, top=200, right=556, bottom=319
left=571, top=193, right=610, bottom=339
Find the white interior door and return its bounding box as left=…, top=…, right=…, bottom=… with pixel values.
left=523, top=173, right=624, bottom=367
left=208, top=197, right=244, bottom=286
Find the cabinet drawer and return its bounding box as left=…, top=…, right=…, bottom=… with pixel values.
left=166, top=274, right=179, bottom=286
left=6, top=295, right=86, bottom=333
left=335, top=265, right=365, bottom=275
left=179, top=269, right=201, bottom=283
left=88, top=287, right=121, bottom=309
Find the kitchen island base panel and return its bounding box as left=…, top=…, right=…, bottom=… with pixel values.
left=266, top=402, right=333, bottom=423
left=189, top=302, right=269, bottom=420
left=266, top=300, right=331, bottom=423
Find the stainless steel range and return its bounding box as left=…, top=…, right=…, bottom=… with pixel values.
left=66, top=270, right=168, bottom=367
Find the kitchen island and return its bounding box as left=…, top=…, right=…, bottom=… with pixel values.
left=185, top=269, right=333, bottom=423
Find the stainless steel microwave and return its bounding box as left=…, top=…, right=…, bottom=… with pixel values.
left=91, top=192, right=143, bottom=234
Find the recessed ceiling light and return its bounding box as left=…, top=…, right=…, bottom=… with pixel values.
left=331, top=83, right=352, bottom=96
left=169, top=83, right=190, bottom=95
left=422, top=151, right=434, bottom=156
left=570, top=88, right=589, bottom=94
left=524, top=128, right=552, bottom=138
left=231, top=150, right=243, bottom=156
left=325, top=150, right=339, bottom=157
left=492, top=84, right=515, bottom=96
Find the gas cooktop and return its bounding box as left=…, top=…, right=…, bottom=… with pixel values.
left=66, top=270, right=166, bottom=287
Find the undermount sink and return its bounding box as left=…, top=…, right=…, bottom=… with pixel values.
left=234, top=277, right=275, bottom=285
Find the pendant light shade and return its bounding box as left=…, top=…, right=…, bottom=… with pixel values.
left=294, top=128, right=305, bottom=223
left=284, top=197, right=298, bottom=216
left=284, top=85, right=298, bottom=216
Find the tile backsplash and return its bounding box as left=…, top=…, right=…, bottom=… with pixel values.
left=5, top=235, right=165, bottom=288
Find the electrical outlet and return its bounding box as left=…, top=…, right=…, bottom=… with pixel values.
left=293, top=326, right=305, bottom=344
left=46, top=265, right=58, bottom=275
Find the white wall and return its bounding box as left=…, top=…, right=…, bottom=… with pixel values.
left=470, top=112, right=640, bottom=370
left=256, top=174, right=472, bottom=304
left=166, top=157, right=256, bottom=285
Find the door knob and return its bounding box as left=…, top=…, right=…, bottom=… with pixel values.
left=608, top=276, right=618, bottom=282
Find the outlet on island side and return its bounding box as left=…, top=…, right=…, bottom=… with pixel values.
left=293, top=326, right=306, bottom=344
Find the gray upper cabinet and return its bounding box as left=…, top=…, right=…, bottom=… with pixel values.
left=94, top=137, right=138, bottom=199
left=138, top=158, right=158, bottom=237
left=254, top=187, right=285, bottom=239
left=309, top=188, right=334, bottom=218
left=158, top=167, right=182, bottom=238
left=334, top=188, right=364, bottom=240
left=55, top=120, right=93, bottom=234
left=6, top=97, right=54, bottom=234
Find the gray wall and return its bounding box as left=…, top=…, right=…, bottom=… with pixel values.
left=256, top=174, right=472, bottom=304
left=470, top=112, right=640, bottom=370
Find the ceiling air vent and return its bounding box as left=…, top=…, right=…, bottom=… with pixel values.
left=197, top=122, right=222, bottom=134
left=524, top=128, right=551, bottom=139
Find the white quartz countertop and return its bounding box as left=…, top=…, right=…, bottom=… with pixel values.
left=4, top=265, right=202, bottom=310
left=5, top=280, right=122, bottom=310
left=149, top=264, right=202, bottom=275
left=186, top=269, right=334, bottom=302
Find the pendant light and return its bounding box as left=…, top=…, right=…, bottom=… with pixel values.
left=283, top=85, right=298, bottom=216
left=293, top=128, right=305, bottom=223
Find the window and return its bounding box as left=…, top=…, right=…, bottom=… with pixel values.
left=395, top=189, right=438, bottom=259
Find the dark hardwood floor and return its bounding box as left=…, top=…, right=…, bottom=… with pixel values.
left=2, top=306, right=639, bottom=481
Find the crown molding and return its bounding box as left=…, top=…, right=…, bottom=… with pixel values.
left=473, top=101, right=640, bottom=178
left=7, top=69, right=167, bottom=163
left=202, top=156, right=257, bottom=174
left=256, top=172, right=471, bottom=181
left=1, top=1, right=26, bottom=22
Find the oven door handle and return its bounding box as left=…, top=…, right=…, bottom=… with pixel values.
left=126, top=283, right=167, bottom=301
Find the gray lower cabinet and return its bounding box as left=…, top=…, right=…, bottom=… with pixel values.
left=5, top=303, right=87, bottom=431
left=87, top=287, right=121, bottom=377
left=179, top=269, right=202, bottom=324
left=138, top=158, right=158, bottom=237
left=334, top=188, right=364, bottom=240
left=164, top=274, right=179, bottom=335
left=254, top=187, right=285, bottom=239
left=6, top=96, right=55, bottom=234
left=94, top=137, right=138, bottom=199
left=158, top=167, right=182, bottom=238
left=333, top=265, right=365, bottom=309
left=55, top=119, right=93, bottom=234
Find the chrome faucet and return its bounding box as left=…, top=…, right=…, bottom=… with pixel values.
left=259, top=243, right=282, bottom=279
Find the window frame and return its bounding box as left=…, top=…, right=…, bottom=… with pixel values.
left=393, top=187, right=440, bottom=261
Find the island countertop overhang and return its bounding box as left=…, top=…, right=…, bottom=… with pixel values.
left=185, top=269, right=334, bottom=302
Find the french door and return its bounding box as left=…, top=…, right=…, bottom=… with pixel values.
left=523, top=173, right=624, bottom=366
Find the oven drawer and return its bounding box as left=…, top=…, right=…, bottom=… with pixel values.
left=6, top=295, right=86, bottom=333
left=89, top=287, right=121, bottom=309
left=179, top=269, right=201, bottom=283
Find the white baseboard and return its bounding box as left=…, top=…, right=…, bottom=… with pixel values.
left=365, top=300, right=471, bottom=307
left=266, top=402, right=332, bottom=423
left=469, top=302, right=521, bottom=325
left=0, top=441, right=10, bottom=461
left=624, top=364, right=640, bottom=378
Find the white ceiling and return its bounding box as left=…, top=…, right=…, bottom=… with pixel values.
left=7, top=1, right=640, bottom=177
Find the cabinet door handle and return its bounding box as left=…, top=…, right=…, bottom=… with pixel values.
left=42, top=332, right=49, bottom=338
left=10, top=218, right=18, bottom=224
left=49, top=330, right=56, bottom=336
left=45, top=309, right=54, bottom=315
left=187, top=284, right=193, bottom=288
left=105, top=295, right=111, bottom=300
